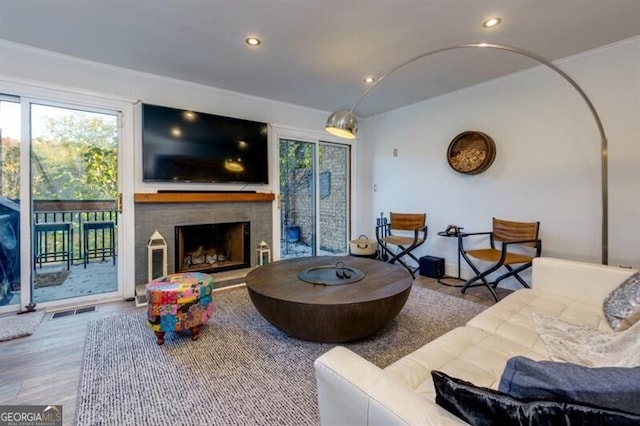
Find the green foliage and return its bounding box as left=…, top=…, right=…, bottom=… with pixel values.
left=83, top=146, right=117, bottom=197
left=44, top=115, right=116, bottom=149
left=278, top=140, right=329, bottom=193
left=0, top=138, right=20, bottom=199
left=0, top=114, right=117, bottom=201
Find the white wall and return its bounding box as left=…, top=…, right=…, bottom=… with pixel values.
left=356, top=36, right=640, bottom=284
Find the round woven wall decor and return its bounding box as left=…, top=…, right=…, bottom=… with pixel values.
left=447, top=131, right=496, bottom=175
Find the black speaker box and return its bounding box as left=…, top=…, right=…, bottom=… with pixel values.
left=419, top=256, right=445, bottom=278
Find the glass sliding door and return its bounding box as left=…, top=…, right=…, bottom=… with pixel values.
left=30, top=102, right=119, bottom=304
left=0, top=91, right=123, bottom=313
left=279, top=139, right=316, bottom=258
left=279, top=137, right=351, bottom=259
left=318, top=142, right=350, bottom=255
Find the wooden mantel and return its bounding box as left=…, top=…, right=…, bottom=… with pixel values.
left=134, top=192, right=275, bottom=203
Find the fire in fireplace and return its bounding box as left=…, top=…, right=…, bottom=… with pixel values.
left=175, top=222, right=250, bottom=274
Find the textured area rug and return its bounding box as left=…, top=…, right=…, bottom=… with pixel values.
left=77, top=285, right=485, bottom=425
left=0, top=310, right=46, bottom=342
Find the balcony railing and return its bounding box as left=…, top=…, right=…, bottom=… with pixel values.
left=33, top=200, right=118, bottom=266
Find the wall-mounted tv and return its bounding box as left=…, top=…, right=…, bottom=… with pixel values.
left=142, top=103, right=269, bottom=184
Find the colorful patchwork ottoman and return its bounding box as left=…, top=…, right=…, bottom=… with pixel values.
left=146, top=272, right=214, bottom=345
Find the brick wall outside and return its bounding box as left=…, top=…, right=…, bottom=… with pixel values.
left=290, top=144, right=349, bottom=253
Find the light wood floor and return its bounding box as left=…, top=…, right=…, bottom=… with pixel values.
left=0, top=275, right=508, bottom=425
left=415, top=274, right=512, bottom=307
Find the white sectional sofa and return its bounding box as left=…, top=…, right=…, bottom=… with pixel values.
left=314, top=257, right=637, bottom=425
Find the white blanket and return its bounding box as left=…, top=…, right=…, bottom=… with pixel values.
left=533, top=314, right=640, bottom=367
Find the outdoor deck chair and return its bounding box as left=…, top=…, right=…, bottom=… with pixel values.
left=460, top=218, right=541, bottom=301
left=376, top=212, right=427, bottom=278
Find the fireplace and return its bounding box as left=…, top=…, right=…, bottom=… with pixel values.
left=134, top=195, right=272, bottom=286
left=175, top=222, right=250, bottom=274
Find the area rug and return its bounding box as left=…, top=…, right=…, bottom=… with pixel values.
left=76, top=285, right=485, bottom=425
left=0, top=310, right=46, bottom=342
left=34, top=270, right=70, bottom=288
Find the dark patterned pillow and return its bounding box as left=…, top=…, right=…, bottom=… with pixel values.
left=431, top=370, right=640, bottom=426
left=603, top=272, right=640, bottom=331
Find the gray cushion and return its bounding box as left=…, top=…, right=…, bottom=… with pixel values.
left=499, top=356, right=640, bottom=415
left=603, top=271, right=640, bottom=331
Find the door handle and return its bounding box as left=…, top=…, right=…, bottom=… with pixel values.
left=117, top=193, right=123, bottom=214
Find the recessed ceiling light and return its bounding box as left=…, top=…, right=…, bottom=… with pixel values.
left=482, top=17, right=502, bottom=28
left=363, top=76, right=376, bottom=84
left=245, top=37, right=262, bottom=46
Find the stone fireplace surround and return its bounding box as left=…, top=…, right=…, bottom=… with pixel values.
left=134, top=193, right=274, bottom=287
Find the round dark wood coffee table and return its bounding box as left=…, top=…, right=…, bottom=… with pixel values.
left=245, top=256, right=413, bottom=343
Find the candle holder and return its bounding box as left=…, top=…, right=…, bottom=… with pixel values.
left=257, top=240, right=271, bottom=266
left=147, top=230, right=167, bottom=281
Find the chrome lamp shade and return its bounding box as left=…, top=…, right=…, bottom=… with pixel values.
left=325, top=110, right=358, bottom=139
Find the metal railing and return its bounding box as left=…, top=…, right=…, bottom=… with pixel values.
left=33, top=200, right=118, bottom=266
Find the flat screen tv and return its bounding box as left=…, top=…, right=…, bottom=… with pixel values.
left=142, top=103, right=269, bottom=184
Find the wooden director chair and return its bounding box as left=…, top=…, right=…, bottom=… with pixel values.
left=460, top=218, right=541, bottom=301
left=376, top=212, right=427, bottom=278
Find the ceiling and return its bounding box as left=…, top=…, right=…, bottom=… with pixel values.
left=1, top=1, right=640, bottom=117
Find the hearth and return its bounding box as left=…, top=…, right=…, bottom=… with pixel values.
left=175, top=222, right=250, bottom=274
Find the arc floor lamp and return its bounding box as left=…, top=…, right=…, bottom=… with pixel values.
left=325, top=43, right=609, bottom=265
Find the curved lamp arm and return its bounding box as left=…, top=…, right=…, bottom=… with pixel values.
left=325, top=42, right=608, bottom=264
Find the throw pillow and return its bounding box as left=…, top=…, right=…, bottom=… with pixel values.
left=603, top=271, right=640, bottom=331
left=499, top=356, right=640, bottom=415
left=431, top=370, right=640, bottom=426
left=532, top=313, right=640, bottom=367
